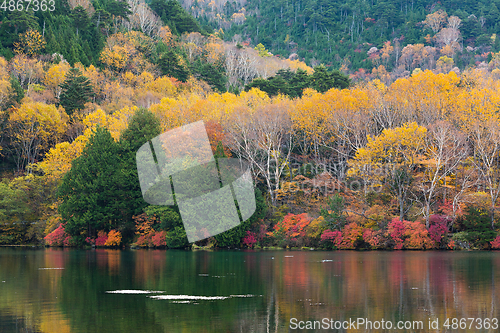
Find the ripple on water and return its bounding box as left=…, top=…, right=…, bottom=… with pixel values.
left=149, top=294, right=259, bottom=301
left=105, top=290, right=164, bottom=294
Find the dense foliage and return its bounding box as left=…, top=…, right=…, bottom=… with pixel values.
left=2, top=0, right=500, bottom=250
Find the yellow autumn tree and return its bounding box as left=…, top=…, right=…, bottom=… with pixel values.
left=99, top=45, right=130, bottom=71
left=284, top=59, right=314, bottom=74
left=436, top=55, right=454, bottom=72
left=144, top=76, right=177, bottom=97
left=75, top=64, right=106, bottom=99
left=14, top=29, right=46, bottom=57
left=255, top=43, right=271, bottom=57
left=38, top=134, right=90, bottom=182
left=39, top=106, right=136, bottom=182
left=44, top=62, right=71, bottom=99
left=291, top=88, right=330, bottom=159
left=387, top=70, right=459, bottom=124
left=349, top=122, right=427, bottom=221
left=99, top=32, right=155, bottom=74
left=8, top=101, right=68, bottom=172
left=451, top=75, right=500, bottom=130
left=0, top=57, right=12, bottom=108
left=107, top=106, right=138, bottom=140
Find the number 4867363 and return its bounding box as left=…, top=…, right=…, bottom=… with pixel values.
left=0, top=0, right=55, bottom=11
left=443, top=318, right=498, bottom=330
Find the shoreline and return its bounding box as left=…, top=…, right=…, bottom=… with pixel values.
left=0, top=244, right=485, bottom=251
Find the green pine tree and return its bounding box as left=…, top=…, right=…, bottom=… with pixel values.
left=7, top=76, right=24, bottom=107
left=158, top=50, right=190, bottom=82
left=330, top=70, right=351, bottom=90
left=192, top=61, right=227, bottom=92
left=245, top=78, right=270, bottom=94
left=66, top=41, right=81, bottom=65
left=45, top=34, right=61, bottom=55
left=266, top=75, right=288, bottom=96
left=105, top=0, right=132, bottom=21
left=289, top=69, right=310, bottom=97
left=70, top=6, right=90, bottom=36
left=58, top=126, right=124, bottom=244
left=59, top=67, right=94, bottom=115
left=78, top=41, right=91, bottom=66
left=310, top=65, right=335, bottom=93
left=150, top=0, right=203, bottom=35
left=6, top=10, right=39, bottom=35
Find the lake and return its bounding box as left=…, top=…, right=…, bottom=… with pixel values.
left=1, top=248, right=500, bottom=332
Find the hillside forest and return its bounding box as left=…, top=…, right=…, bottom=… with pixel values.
left=185, top=0, right=500, bottom=74
left=2, top=0, right=500, bottom=250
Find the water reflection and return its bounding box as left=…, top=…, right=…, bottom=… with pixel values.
left=0, top=249, right=499, bottom=332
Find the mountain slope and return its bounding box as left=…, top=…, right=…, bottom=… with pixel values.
left=182, top=0, right=500, bottom=70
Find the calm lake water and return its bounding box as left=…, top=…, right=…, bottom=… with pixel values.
left=1, top=248, right=500, bottom=332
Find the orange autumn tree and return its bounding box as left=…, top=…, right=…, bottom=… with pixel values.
left=104, top=230, right=122, bottom=247
left=132, top=213, right=166, bottom=248
left=132, top=213, right=156, bottom=247
left=204, top=120, right=231, bottom=156
left=268, top=213, right=311, bottom=247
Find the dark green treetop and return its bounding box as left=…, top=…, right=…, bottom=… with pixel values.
left=59, top=67, right=95, bottom=116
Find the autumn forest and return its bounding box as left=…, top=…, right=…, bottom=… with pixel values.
left=2, top=0, right=500, bottom=251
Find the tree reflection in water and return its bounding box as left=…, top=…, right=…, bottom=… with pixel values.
left=0, top=249, right=499, bottom=332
